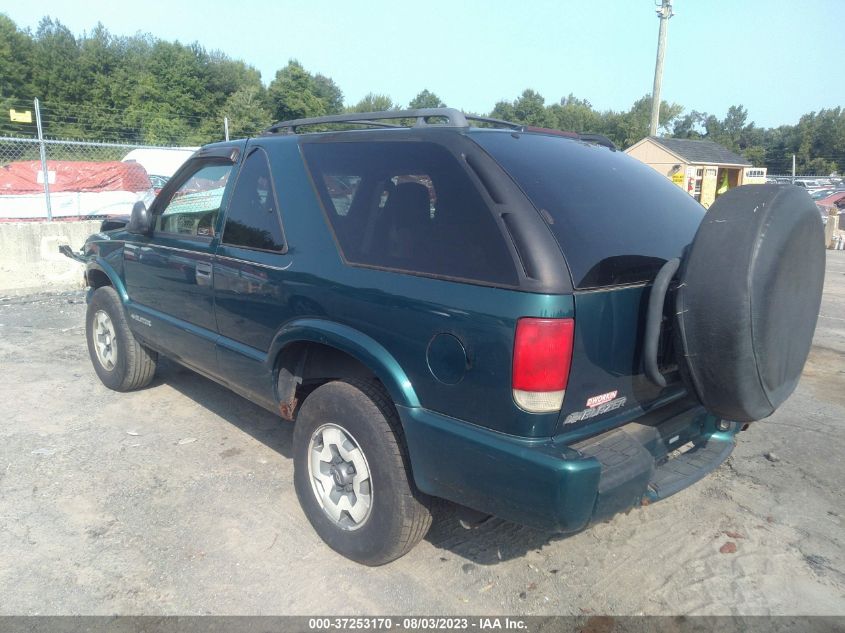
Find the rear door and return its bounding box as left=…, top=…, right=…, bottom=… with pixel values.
left=473, top=131, right=706, bottom=433
left=124, top=152, right=239, bottom=371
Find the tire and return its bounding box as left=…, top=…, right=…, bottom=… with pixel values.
left=293, top=379, right=432, bottom=565
left=675, top=184, right=825, bottom=422
left=86, top=286, right=157, bottom=392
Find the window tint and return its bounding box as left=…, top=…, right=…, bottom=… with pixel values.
left=222, top=148, right=286, bottom=252
left=473, top=132, right=706, bottom=288
left=323, top=174, right=362, bottom=216
left=302, top=141, right=518, bottom=286
left=156, top=162, right=233, bottom=236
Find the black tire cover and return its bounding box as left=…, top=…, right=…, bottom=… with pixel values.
left=675, top=184, right=825, bottom=422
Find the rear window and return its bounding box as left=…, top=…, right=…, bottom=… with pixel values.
left=301, top=141, right=518, bottom=286
left=473, top=132, right=705, bottom=288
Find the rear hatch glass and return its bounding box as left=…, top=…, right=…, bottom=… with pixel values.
left=472, top=131, right=705, bottom=289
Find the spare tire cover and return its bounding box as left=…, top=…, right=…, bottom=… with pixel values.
left=675, top=184, right=825, bottom=422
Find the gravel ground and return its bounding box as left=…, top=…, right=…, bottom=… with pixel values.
left=0, top=253, right=843, bottom=616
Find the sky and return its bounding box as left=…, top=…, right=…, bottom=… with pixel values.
left=3, top=0, right=844, bottom=129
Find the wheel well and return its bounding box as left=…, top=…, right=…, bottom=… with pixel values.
left=87, top=269, right=111, bottom=289
left=275, top=341, right=379, bottom=420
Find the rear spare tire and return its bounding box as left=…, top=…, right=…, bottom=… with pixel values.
left=675, top=184, right=825, bottom=422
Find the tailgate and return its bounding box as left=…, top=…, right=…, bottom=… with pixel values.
left=557, top=284, right=685, bottom=435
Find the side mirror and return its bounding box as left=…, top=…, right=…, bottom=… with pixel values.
left=127, top=201, right=152, bottom=235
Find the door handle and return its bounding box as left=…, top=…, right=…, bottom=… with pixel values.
left=195, top=262, right=213, bottom=286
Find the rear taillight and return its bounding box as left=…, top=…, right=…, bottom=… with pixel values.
left=512, top=317, right=574, bottom=413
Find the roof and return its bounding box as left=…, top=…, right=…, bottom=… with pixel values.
left=817, top=191, right=845, bottom=209
left=644, top=136, right=752, bottom=166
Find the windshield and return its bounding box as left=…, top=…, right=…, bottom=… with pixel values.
left=473, top=131, right=706, bottom=289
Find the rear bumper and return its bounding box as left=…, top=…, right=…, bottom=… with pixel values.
left=399, top=399, right=738, bottom=532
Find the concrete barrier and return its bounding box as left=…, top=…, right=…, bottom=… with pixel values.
left=0, top=220, right=100, bottom=295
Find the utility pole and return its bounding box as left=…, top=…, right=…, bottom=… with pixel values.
left=649, top=0, right=674, bottom=136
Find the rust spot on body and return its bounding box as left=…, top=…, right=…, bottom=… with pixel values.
left=279, top=397, right=298, bottom=420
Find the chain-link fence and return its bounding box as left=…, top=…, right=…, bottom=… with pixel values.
left=1, top=98, right=215, bottom=221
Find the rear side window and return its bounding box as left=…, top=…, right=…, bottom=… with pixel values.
left=222, top=147, right=286, bottom=252
left=301, top=141, right=518, bottom=286
left=473, top=132, right=706, bottom=288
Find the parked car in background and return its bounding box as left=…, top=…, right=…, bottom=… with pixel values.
left=811, top=188, right=836, bottom=200
left=122, top=147, right=198, bottom=193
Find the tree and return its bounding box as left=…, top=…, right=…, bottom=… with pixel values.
left=490, top=89, right=555, bottom=127
left=548, top=94, right=602, bottom=134
left=222, top=86, right=272, bottom=138
left=30, top=18, right=82, bottom=105
left=617, top=94, right=683, bottom=146
left=408, top=89, right=445, bottom=109
left=347, top=93, right=396, bottom=113
left=673, top=110, right=706, bottom=139
left=313, top=74, right=344, bottom=114
left=0, top=15, right=34, bottom=100
left=2, top=14, right=842, bottom=175
left=268, top=60, right=328, bottom=122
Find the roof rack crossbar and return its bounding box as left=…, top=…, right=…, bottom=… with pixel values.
left=265, top=108, right=471, bottom=134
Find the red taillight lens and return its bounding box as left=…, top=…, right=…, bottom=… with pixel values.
left=512, top=317, right=574, bottom=412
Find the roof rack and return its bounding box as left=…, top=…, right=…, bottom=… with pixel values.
left=264, top=108, right=471, bottom=134
left=262, top=107, right=616, bottom=149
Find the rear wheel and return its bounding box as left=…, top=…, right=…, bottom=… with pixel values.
left=86, top=286, right=157, bottom=391
left=293, top=379, right=432, bottom=565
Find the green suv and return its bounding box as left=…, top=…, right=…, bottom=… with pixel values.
left=69, top=109, right=825, bottom=565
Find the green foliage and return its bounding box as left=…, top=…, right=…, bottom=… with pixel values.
left=268, top=60, right=342, bottom=122
left=0, top=14, right=266, bottom=143
left=490, top=90, right=682, bottom=149
left=491, top=89, right=555, bottom=127
left=346, top=93, right=397, bottom=113
left=0, top=15, right=34, bottom=100
left=313, top=74, right=344, bottom=114
left=1, top=13, right=842, bottom=174
left=408, top=89, right=445, bottom=109
left=222, top=86, right=272, bottom=138
left=672, top=103, right=845, bottom=173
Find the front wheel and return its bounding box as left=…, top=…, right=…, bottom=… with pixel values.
left=85, top=286, right=157, bottom=391
left=293, top=380, right=432, bottom=565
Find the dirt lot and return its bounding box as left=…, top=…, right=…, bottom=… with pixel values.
left=0, top=253, right=843, bottom=616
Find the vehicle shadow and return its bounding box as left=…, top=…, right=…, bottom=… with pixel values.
left=151, top=358, right=294, bottom=459
left=425, top=501, right=570, bottom=565
left=152, top=360, right=569, bottom=564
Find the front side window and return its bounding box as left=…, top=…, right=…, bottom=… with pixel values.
left=302, top=141, right=518, bottom=286
left=222, top=148, right=286, bottom=252
left=156, top=162, right=233, bottom=237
